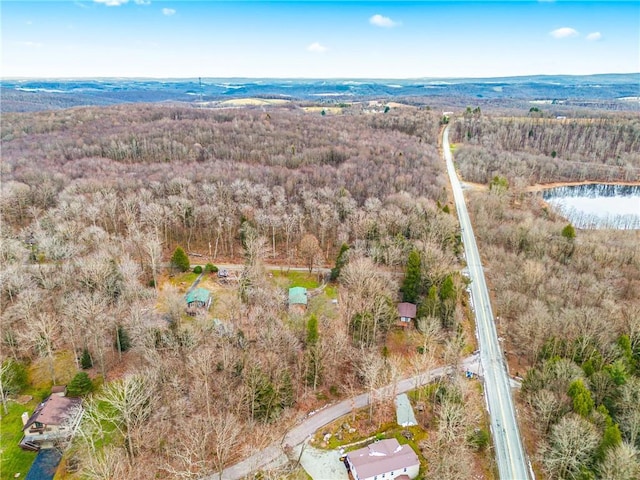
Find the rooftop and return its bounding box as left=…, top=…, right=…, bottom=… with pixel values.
left=24, top=395, right=82, bottom=430
left=288, top=286, right=308, bottom=305
left=398, top=302, right=417, bottom=319
left=347, top=438, right=419, bottom=479
left=186, top=287, right=211, bottom=304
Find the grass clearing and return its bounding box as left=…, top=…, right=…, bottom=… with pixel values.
left=1, top=400, right=38, bottom=479
left=324, top=285, right=338, bottom=299
left=28, top=351, right=78, bottom=392
left=271, top=270, right=319, bottom=289
left=168, top=272, right=200, bottom=291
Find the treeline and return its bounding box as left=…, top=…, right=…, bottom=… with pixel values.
left=466, top=188, right=640, bottom=479
left=450, top=115, right=640, bottom=185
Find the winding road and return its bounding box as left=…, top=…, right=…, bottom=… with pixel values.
left=443, top=126, right=532, bottom=480
left=203, top=356, right=480, bottom=480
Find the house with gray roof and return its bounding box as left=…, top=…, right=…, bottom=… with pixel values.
left=345, top=438, right=420, bottom=480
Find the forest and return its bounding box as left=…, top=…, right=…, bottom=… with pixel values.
left=454, top=113, right=640, bottom=479
left=1, top=102, right=639, bottom=479
left=1, top=104, right=480, bottom=479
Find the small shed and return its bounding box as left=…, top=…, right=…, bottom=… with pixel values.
left=395, top=393, right=418, bottom=427
left=185, top=288, right=212, bottom=314
left=288, top=287, right=308, bottom=306
left=397, top=302, right=417, bottom=325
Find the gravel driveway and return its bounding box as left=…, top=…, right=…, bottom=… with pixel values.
left=293, top=444, right=349, bottom=480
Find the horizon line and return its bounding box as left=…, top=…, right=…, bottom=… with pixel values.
left=3, top=72, right=639, bottom=82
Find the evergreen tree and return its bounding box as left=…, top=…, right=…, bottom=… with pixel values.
left=330, top=244, right=349, bottom=281
left=418, top=285, right=440, bottom=319
left=597, top=410, right=622, bottom=462
left=170, top=246, right=190, bottom=272
left=305, top=315, right=322, bottom=389
left=115, top=326, right=132, bottom=352
left=80, top=348, right=93, bottom=369
left=439, top=274, right=457, bottom=328
left=562, top=223, right=576, bottom=240
left=279, top=371, right=295, bottom=409
left=568, top=379, right=595, bottom=417
left=306, top=315, right=319, bottom=346
left=66, top=372, right=93, bottom=397
left=401, top=250, right=421, bottom=303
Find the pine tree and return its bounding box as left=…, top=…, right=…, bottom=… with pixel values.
left=439, top=274, right=457, bottom=328
left=66, top=372, right=93, bottom=397
left=306, top=315, right=319, bottom=346
left=330, top=244, right=349, bottom=281
left=170, top=246, right=190, bottom=272
left=562, top=223, right=576, bottom=240
left=115, top=326, right=132, bottom=352
left=80, top=348, right=93, bottom=369
left=568, top=379, right=594, bottom=417
left=401, top=250, right=421, bottom=303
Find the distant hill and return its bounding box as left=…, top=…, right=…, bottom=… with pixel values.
left=1, top=74, right=638, bottom=112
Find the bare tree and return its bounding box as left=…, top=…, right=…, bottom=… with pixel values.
left=540, top=414, right=599, bottom=480
left=298, top=233, right=322, bottom=273
left=358, top=349, right=385, bottom=421
left=212, top=412, right=242, bottom=480
left=599, top=442, right=640, bottom=480
left=89, top=372, right=155, bottom=462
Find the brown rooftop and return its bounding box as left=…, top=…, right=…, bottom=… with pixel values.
left=398, top=302, right=417, bottom=319
left=24, top=395, right=82, bottom=430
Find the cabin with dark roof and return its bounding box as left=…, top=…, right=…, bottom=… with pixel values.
left=397, top=302, right=417, bottom=326
left=20, top=395, right=83, bottom=450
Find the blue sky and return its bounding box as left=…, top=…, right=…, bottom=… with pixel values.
left=2, top=1, right=639, bottom=78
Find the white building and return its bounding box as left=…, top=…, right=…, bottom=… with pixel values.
left=345, top=438, right=420, bottom=480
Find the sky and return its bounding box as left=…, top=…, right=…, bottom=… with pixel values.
left=2, top=0, right=639, bottom=79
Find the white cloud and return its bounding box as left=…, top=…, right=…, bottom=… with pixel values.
left=550, top=27, right=579, bottom=39
left=16, top=41, right=44, bottom=48
left=369, top=14, right=400, bottom=28
left=134, top=0, right=151, bottom=4
left=586, top=32, right=602, bottom=41
left=94, top=0, right=129, bottom=6
left=162, top=8, right=176, bottom=16
left=307, top=42, right=327, bottom=53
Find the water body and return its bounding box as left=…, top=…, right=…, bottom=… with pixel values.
left=543, top=184, right=640, bottom=230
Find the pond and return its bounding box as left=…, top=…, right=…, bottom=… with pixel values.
left=542, top=184, right=640, bottom=230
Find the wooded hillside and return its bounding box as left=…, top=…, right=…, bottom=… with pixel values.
left=1, top=105, right=480, bottom=479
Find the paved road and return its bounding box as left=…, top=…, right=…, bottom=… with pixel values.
left=443, top=126, right=532, bottom=480
left=204, top=357, right=480, bottom=480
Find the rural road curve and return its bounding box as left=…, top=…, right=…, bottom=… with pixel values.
left=203, top=356, right=479, bottom=480
left=443, top=126, right=532, bottom=480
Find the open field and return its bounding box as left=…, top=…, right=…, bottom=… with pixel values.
left=218, top=98, right=291, bottom=106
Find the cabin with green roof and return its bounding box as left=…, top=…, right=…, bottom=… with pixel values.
left=185, top=287, right=212, bottom=315
left=288, top=286, right=308, bottom=312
